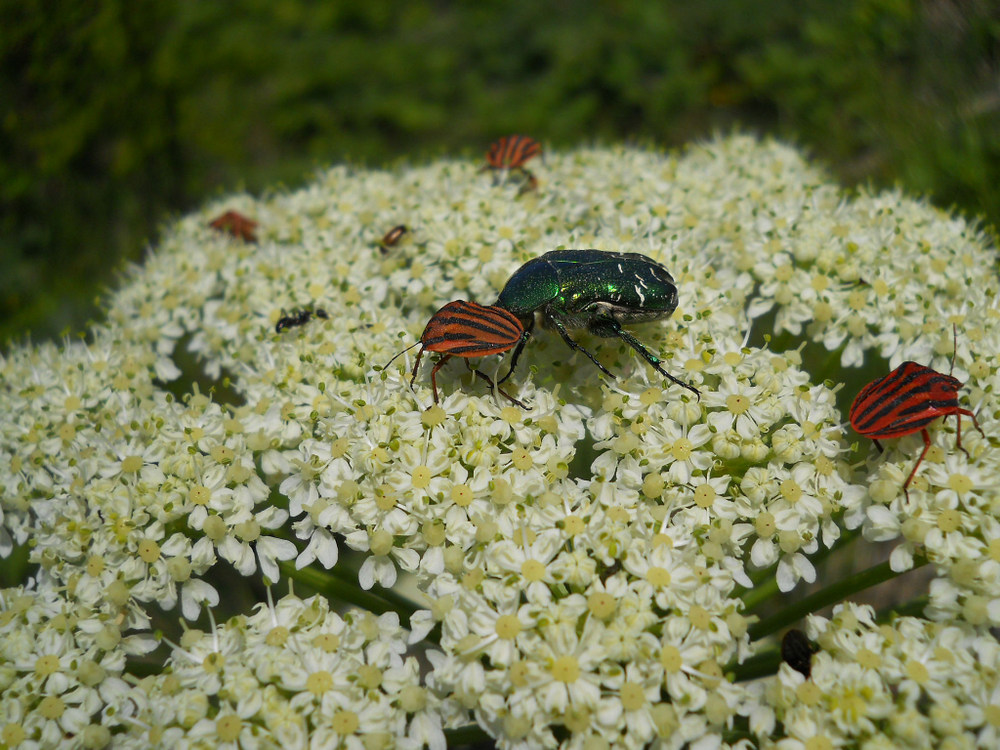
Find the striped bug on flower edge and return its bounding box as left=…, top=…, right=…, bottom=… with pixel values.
left=849, top=328, right=986, bottom=497
left=209, top=210, right=258, bottom=243
left=483, top=135, right=541, bottom=191
left=384, top=300, right=530, bottom=407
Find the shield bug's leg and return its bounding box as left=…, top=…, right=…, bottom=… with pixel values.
left=589, top=316, right=701, bottom=398
left=427, top=354, right=454, bottom=404
left=548, top=316, right=616, bottom=379
left=497, top=318, right=534, bottom=385
left=953, top=407, right=986, bottom=457
left=872, top=439, right=884, bottom=455
left=464, top=361, right=528, bottom=409
left=517, top=168, right=538, bottom=194
left=494, top=382, right=527, bottom=409
left=409, top=348, right=426, bottom=388
left=903, top=428, right=934, bottom=498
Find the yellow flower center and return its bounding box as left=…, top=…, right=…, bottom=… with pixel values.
left=551, top=656, right=579, bottom=683
left=620, top=681, right=645, bottom=711
left=726, top=394, right=750, bottom=415
left=495, top=614, right=522, bottom=639
left=521, top=559, right=545, bottom=582
left=646, top=566, right=671, bottom=587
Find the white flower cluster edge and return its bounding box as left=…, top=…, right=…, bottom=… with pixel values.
left=1, top=135, right=998, bottom=748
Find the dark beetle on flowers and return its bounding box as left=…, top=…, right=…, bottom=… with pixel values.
left=494, top=249, right=700, bottom=398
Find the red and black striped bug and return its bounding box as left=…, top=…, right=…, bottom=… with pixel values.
left=485, top=135, right=541, bottom=171
left=849, top=331, right=985, bottom=497
left=483, top=135, right=541, bottom=191
left=384, top=300, right=529, bottom=407
left=377, top=224, right=408, bottom=254
left=209, top=210, right=258, bottom=243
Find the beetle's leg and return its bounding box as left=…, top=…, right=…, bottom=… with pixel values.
left=465, top=361, right=528, bottom=409
left=872, top=439, right=884, bottom=454
left=428, top=354, right=452, bottom=404
left=549, top=317, right=616, bottom=379
left=589, top=316, right=701, bottom=399
left=903, top=428, right=933, bottom=499
left=497, top=317, right=535, bottom=385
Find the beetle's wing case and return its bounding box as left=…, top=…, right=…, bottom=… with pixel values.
left=545, top=250, right=679, bottom=322
left=494, top=256, right=562, bottom=317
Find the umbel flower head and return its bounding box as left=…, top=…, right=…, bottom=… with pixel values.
left=1, top=135, right=999, bottom=748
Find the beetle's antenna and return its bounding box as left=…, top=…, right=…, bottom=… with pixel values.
left=382, top=341, right=421, bottom=371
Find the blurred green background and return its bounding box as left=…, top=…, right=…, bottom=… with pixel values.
left=3, top=0, right=999, bottom=347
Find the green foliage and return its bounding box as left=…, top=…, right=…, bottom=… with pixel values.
left=3, top=0, right=999, bottom=346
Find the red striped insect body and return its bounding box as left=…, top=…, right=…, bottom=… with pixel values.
left=486, top=135, right=541, bottom=170
left=209, top=211, right=258, bottom=243
left=384, top=300, right=529, bottom=406
left=484, top=135, right=541, bottom=191
left=850, top=359, right=985, bottom=496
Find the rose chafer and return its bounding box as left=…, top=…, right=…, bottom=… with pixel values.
left=495, top=249, right=700, bottom=397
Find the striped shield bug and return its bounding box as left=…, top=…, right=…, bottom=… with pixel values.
left=378, top=224, right=408, bottom=254
left=494, top=249, right=700, bottom=398
left=483, top=135, right=541, bottom=191
left=209, top=210, right=258, bottom=243
left=384, top=300, right=529, bottom=407
left=275, top=308, right=329, bottom=334
left=849, top=330, right=985, bottom=496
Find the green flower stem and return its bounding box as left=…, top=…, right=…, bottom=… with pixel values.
left=740, top=518, right=861, bottom=607
left=741, top=573, right=781, bottom=613
left=279, top=561, right=422, bottom=623
left=722, top=728, right=755, bottom=745
left=745, top=559, right=779, bottom=590
left=726, top=646, right=782, bottom=683
left=444, top=725, right=491, bottom=746
left=877, top=594, right=927, bottom=622
left=748, top=556, right=927, bottom=641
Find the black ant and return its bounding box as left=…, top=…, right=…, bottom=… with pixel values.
left=275, top=309, right=329, bottom=334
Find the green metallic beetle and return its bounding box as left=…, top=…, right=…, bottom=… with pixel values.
left=494, top=249, right=700, bottom=397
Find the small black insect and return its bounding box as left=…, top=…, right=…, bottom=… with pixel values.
left=781, top=629, right=819, bottom=678
left=275, top=308, right=329, bottom=334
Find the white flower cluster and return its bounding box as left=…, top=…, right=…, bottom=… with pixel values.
left=116, top=593, right=451, bottom=750
left=0, top=586, right=155, bottom=747
left=1, top=135, right=998, bottom=747
left=756, top=603, right=1000, bottom=748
